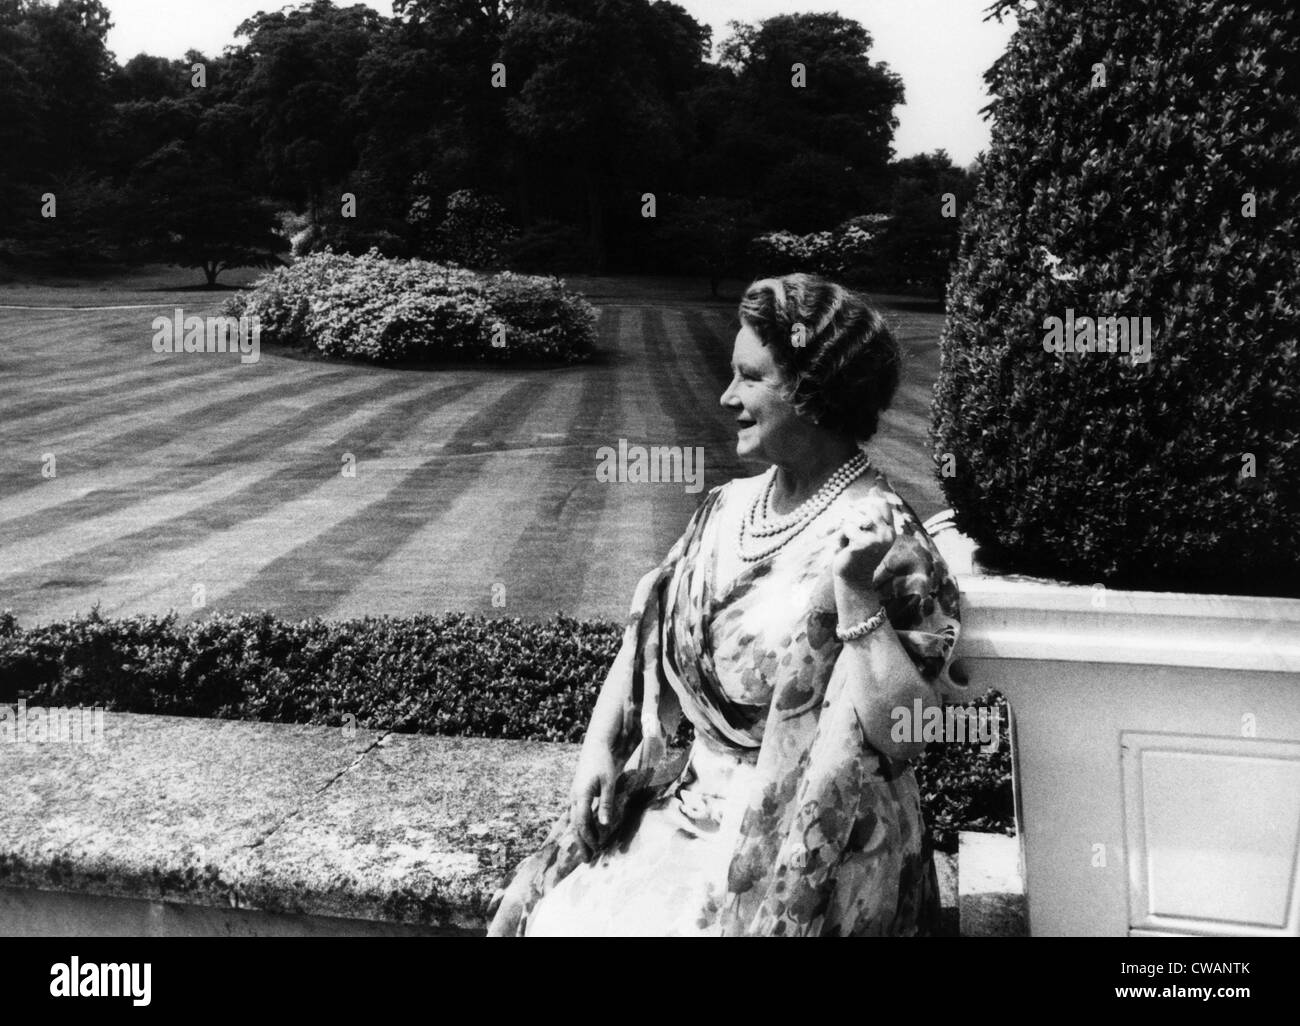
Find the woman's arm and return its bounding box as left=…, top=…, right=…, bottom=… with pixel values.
left=567, top=634, right=635, bottom=853
left=568, top=490, right=716, bottom=853
left=581, top=637, right=635, bottom=753
left=831, top=494, right=943, bottom=762
left=830, top=586, right=936, bottom=762
left=567, top=557, right=667, bottom=852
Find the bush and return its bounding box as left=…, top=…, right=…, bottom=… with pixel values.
left=431, top=189, right=518, bottom=268
left=932, top=0, right=1300, bottom=595
left=0, top=608, right=619, bottom=742
left=294, top=221, right=410, bottom=259
left=224, top=250, right=597, bottom=364
left=749, top=214, right=890, bottom=279
left=912, top=692, right=1014, bottom=851
left=0, top=609, right=1013, bottom=850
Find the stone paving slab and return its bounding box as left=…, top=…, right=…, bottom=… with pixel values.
left=0, top=712, right=380, bottom=912
left=225, top=730, right=578, bottom=929
left=0, top=710, right=583, bottom=932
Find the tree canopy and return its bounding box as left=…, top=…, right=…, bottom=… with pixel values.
left=1, top=0, right=958, bottom=287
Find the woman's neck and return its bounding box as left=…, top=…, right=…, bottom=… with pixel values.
left=770, top=438, right=861, bottom=514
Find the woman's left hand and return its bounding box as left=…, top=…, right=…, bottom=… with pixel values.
left=833, top=494, right=896, bottom=606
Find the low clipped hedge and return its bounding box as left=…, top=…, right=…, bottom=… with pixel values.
left=223, top=250, right=597, bottom=365
left=0, top=609, right=1011, bottom=851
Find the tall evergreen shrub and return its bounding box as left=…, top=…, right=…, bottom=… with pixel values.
left=932, top=0, right=1299, bottom=594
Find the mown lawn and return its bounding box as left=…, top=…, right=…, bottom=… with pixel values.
left=0, top=267, right=946, bottom=625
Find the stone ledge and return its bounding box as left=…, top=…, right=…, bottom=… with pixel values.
left=0, top=711, right=578, bottom=932
left=2, top=711, right=971, bottom=935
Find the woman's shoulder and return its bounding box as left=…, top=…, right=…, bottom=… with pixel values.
left=840, top=467, right=912, bottom=524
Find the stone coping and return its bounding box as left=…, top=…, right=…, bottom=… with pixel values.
left=2, top=710, right=973, bottom=935
left=0, top=712, right=578, bottom=932
left=925, top=517, right=1300, bottom=673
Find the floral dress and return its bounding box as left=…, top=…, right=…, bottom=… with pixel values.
left=488, top=467, right=965, bottom=936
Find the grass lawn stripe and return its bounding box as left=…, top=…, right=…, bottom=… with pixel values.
left=0, top=326, right=279, bottom=420
left=680, top=309, right=736, bottom=394
left=488, top=313, right=625, bottom=618
left=572, top=307, right=674, bottom=616
left=0, top=365, right=353, bottom=499
left=0, top=371, right=391, bottom=524
left=0, top=379, right=481, bottom=613
left=2, top=354, right=326, bottom=437
left=0, top=308, right=234, bottom=396
left=205, top=375, right=556, bottom=620
left=9, top=378, right=502, bottom=623
left=0, top=375, right=410, bottom=544
left=0, top=355, right=241, bottom=423
left=327, top=371, right=593, bottom=620
left=4, top=334, right=337, bottom=435
left=640, top=307, right=749, bottom=561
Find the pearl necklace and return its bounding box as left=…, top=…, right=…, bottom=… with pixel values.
left=737, top=452, right=871, bottom=563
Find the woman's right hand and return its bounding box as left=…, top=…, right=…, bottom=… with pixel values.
left=569, top=743, right=620, bottom=856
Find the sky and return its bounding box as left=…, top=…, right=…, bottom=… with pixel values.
left=101, top=0, right=1017, bottom=166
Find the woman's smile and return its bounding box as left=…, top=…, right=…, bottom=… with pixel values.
left=720, top=325, right=828, bottom=467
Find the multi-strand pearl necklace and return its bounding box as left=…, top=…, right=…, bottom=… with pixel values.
left=737, top=452, right=871, bottom=563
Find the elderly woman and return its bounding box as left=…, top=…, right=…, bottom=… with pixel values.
left=488, top=273, right=964, bottom=937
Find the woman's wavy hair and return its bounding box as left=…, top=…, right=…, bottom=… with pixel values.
left=737, top=273, right=901, bottom=442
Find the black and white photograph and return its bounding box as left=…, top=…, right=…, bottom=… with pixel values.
left=0, top=0, right=1295, bottom=1003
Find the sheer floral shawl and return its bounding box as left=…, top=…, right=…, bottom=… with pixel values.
left=487, top=470, right=964, bottom=936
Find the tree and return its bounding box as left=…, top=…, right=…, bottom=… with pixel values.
left=501, top=0, right=710, bottom=269
left=0, top=0, right=116, bottom=255
left=653, top=195, right=752, bottom=296
left=226, top=0, right=387, bottom=214
left=109, top=53, right=189, bottom=102
left=128, top=142, right=288, bottom=285
left=352, top=0, right=514, bottom=236
left=712, top=13, right=904, bottom=232
left=932, top=0, right=1300, bottom=595
left=876, top=150, right=976, bottom=298
left=425, top=188, right=517, bottom=267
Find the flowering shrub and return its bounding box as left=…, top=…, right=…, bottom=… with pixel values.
left=0, top=608, right=1012, bottom=850
left=750, top=213, right=890, bottom=277
left=434, top=189, right=518, bottom=268
left=224, top=250, right=596, bottom=364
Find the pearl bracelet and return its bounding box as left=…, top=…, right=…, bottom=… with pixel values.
left=835, top=606, right=889, bottom=642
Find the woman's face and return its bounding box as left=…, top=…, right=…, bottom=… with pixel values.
left=720, top=325, right=808, bottom=464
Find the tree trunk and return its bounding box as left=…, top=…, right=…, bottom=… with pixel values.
left=204, top=262, right=219, bottom=287
left=584, top=167, right=605, bottom=273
